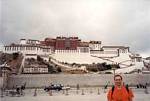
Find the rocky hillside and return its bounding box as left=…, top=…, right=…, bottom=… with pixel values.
left=0, top=52, right=23, bottom=74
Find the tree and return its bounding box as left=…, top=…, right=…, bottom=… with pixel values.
left=37, top=55, right=43, bottom=62
left=12, top=52, right=19, bottom=60
left=57, top=67, right=62, bottom=72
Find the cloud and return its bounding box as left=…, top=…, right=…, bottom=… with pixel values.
left=0, top=0, right=150, bottom=56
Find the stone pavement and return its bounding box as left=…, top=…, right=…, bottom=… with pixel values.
left=1, top=87, right=150, bottom=101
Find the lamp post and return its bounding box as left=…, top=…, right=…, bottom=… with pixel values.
left=0, top=66, right=6, bottom=97
left=0, top=64, right=11, bottom=97
left=112, top=63, right=117, bottom=77
left=112, top=68, right=116, bottom=77
left=0, top=67, right=3, bottom=97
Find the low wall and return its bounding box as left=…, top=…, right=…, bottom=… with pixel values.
left=7, top=74, right=150, bottom=88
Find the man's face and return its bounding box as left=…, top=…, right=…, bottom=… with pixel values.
left=114, top=76, right=122, bottom=87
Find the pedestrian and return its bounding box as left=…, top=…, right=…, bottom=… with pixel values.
left=77, top=84, right=80, bottom=90
left=33, top=89, right=37, bottom=96
left=16, top=85, right=20, bottom=95
left=107, top=74, right=134, bottom=101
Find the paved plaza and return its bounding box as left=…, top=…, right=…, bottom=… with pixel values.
left=1, top=87, right=150, bottom=101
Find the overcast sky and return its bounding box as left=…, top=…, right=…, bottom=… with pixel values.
left=0, top=0, right=150, bottom=57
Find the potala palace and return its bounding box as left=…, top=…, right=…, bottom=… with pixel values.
left=2, top=36, right=149, bottom=74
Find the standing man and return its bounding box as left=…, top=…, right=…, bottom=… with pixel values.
left=107, top=75, right=134, bottom=101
